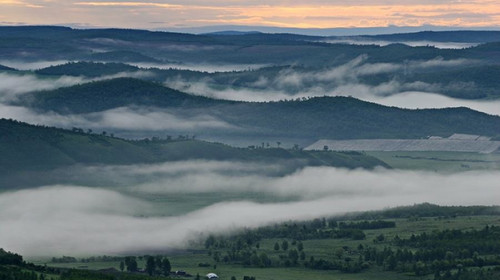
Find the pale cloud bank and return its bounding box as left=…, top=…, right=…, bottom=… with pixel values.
left=0, top=104, right=234, bottom=131
left=1, top=163, right=499, bottom=256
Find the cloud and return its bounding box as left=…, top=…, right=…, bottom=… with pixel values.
left=0, top=60, right=71, bottom=70
left=0, top=70, right=154, bottom=102
left=0, top=104, right=235, bottom=131
left=1, top=164, right=500, bottom=256
left=319, top=39, right=480, bottom=49
left=3, top=0, right=500, bottom=30
left=365, top=91, right=500, bottom=116
left=164, top=56, right=494, bottom=117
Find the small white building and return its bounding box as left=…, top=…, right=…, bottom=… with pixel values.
left=206, top=273, right=219, bottom=279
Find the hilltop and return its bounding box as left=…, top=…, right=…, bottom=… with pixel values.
left=18, top=78, right=500, bottom=140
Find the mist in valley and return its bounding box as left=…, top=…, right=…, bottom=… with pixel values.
left=1, top=161, right=499, bottom=257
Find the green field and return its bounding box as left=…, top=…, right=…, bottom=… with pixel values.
left=367, top=151, right=500, bottom=172
left=34, top=215, right=500, bottom=280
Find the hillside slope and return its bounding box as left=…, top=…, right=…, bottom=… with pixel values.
left=0, top=119, right=388, bottom=188
left=19, top=78, right=500, bottom=140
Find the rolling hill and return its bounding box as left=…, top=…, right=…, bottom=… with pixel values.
left=0, top=118, right=389, bottom=189
left=18, top=78, right=500, bottom=140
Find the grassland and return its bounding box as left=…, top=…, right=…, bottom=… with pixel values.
left=35, top=215, right=500, bottom=280
left=366, top=151, right=500, bottom=172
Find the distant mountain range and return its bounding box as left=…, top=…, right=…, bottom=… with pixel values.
left=159, top=24, right=500, bottom=36
left=1, top=26, right=500, bottom=65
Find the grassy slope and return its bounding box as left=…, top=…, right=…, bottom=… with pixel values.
left=366, top=151, right=500, bottom=172
left=0, top=119, right=387, bottom=188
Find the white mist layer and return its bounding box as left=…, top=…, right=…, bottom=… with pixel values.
left=365, top=91, right=500, bottom=116
left=1, top=165, right=499, bottom=257
left=0, top=60, right=71, bottom=70
left=0, top=71, right=154, bottom=102
left=0, top=104, right=234, bottom=131
left=318, top=40, right=480, bottom=49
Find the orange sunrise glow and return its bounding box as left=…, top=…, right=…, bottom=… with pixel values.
left=1, top=0, right=500, bottom=29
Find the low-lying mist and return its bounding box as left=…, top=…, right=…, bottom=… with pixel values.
left=318, top=39, right=480, bottom=49
left=0, top=104, right=235, bottom=132
left=1, top=161, right=499, bottom=257
left=0, top=71, right=154, bottom=102
left=163, top=56, right=500, bottom=115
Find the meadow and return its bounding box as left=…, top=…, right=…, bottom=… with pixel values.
left=34, top=214, right=500, bottom=280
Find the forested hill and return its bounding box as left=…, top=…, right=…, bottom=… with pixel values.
left=2, top=26, right=500, bottom=65
left=35, top=62, right=140, bottom=78
left=21, top=78, right=230, bottom=114
left=19, top=78, right=500, bottom=140
left=0, top=119, right=388, bottom=188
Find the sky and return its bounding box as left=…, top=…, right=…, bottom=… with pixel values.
left=1, top=0, right=500, bottom=30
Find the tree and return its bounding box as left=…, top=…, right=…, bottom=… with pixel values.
left=300, top=251, right=306, bottom=261
left=146, top=256, right=155, bottom=276
left=335, top=248, right=344, bottom=259
left=124, top=256, right=137, bottom=272
left=297, top=242, right=304, bottom=251
left=274, top=242, right=280, bottom=251
left=288, top=249, right=299, bottom=265
left=119, top=261, right=124, bottom=272
left=282, top=240, right=289, bottom=251
left=162, top=257, right=171, bottom=276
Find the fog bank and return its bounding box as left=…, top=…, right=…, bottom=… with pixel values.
left=1, top=164, right=499, bottom=257
left=0, top=104, right=234, bottom=131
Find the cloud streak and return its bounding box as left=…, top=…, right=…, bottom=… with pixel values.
left=0, top=104, right=235, bottom=131
left=0, top=70, right=155, bottom=102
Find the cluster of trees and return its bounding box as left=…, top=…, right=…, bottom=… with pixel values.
left=202, top=219, right=398, bottom=268
left=360, top=225, right=500, bottom=277
left=350, top=203, right=500, bottom=220
left=205, top=218, right=395, bottom=245
left=305, top=255, right=368, bottom=273
left=0, top=266, right=51, bottom=280
left=435, top=267, right=500, bottom=280
left=51, top=256, right=77, bottom=263
left=0, top=249, right=58, bottom=280
left=122, top=256, right=171, bottom=276
left=0, top=249, right=22, bottom=266
left=80, top=255, right=123, bottom=263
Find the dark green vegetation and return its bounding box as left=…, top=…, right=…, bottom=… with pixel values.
left=16, top=78, right=500, bottom=141
left=0, top=118, right=388, bottom=189
left=0, top=248, right=180, bottom=280
left=35, top=62, right=140, bottom=78
left=196, top=204, right=500, bottom=279
left=20, top=78, right=222, bottom=114
left=0, top=248, right=59, bottom=280
left=0, top=64, right=15, bottom=71
left=37, top=204, right=500, bottom=280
